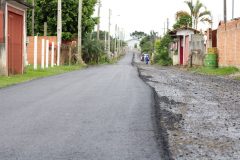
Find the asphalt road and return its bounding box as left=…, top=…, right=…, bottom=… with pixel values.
left=0, top=53, right=161, bottom=160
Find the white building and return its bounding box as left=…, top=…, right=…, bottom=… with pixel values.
left=126, top=38, right=140, bottom=50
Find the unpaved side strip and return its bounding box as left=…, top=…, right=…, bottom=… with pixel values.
left=134, top=54, right=240, bottom=160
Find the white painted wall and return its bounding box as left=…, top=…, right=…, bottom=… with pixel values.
left=127, top=39, right=140, bottom=50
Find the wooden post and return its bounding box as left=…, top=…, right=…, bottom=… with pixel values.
left=69, top=44, right=72, bottom=66
left=44, top=22, right=47, bottom=36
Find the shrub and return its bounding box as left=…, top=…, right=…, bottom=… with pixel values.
left=154, top=34, right=173, bottom=66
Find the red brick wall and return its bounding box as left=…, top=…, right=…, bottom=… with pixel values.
left=27, top=36, right=57, bottom=65
left=217, top=20, right=240, bottom=67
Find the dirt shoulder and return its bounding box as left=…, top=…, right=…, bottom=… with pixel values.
left=134, top=56, right=240, bottom=159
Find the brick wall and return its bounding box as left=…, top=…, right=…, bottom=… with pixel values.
left=217, top=20, right=240, bottom=67
left=27, top=36, right=57, bottom=65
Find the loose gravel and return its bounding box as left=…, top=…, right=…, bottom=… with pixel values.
left=135, top=55, right=240, bottom=160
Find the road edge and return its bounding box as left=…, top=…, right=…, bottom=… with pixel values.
left=132, top=53, right=173, bottom=160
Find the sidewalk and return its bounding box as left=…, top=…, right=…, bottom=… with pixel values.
left=134, top=54, right=240, bottom=160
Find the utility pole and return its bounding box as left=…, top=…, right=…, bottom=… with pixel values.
left=167, top=18, right=169, bottom=31
left=78, top=0, right=83, bottom=64
left=232, top=0, right=234, bottom=19
left=104, top=31, right=107, bottom=52
left=32, top=0, right=34, bottom=36
left=224, top=0, right=227, bottom=29
left=57, top=0, right=62, bottom=66
left=117, top=26, right=120, bottom=54
left=114, top=24, right=117, bottom=54
left=97, top=0, right=101, bottom=40
left=164, top=22, right=166, bottom=35
left=108, top=9, right=111, bottom=56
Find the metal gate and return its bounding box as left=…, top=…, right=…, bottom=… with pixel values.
left=8, top=11, right=23, bottom=75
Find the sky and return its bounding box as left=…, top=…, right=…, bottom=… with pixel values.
left=94, top=0, right=240, bottom=40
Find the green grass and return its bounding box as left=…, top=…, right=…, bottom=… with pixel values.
left=0, top=65, right=83, bottom=88
left=190, top=67, right=239, bottom=76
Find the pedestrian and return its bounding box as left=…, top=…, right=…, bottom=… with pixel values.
left=145, top=55, right=149, bottom=65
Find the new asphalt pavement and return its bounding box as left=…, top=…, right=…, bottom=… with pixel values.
left=0, top=53, right=161, bottom=160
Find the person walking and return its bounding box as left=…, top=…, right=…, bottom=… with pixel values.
left=145, top=55, right=150, bottom=65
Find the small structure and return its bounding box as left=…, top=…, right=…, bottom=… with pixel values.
left=0, top=0, right=31, bottom=75
left=169, top=27, right=200, bottom=66
left=126, top=38, right=140, bottom=50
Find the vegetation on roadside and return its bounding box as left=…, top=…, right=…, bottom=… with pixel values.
left=153, top=34, right=173, bottom=66
left=26, top=0, right=98, bottom=40
left=0, top=65, right=83, bottom=88
left=131, top=30, right=173, bottom=66
left=173, top=11, right=192, bottom=29
left=190, top=67, right=239, bottom=76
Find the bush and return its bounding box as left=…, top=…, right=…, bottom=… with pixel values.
left=154, top=34, right=173, bottom=66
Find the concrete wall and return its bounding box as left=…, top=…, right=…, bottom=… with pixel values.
left=217, top=20, right=240, bottom=67
left=189, top=34, right=205, bottom=66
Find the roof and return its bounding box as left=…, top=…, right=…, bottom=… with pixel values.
left=7, top=0, right=33, bottom=9
left=169, top=27, right=200, bottom=37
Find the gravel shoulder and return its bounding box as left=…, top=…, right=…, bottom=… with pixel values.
left=134, top=54, right=240, bottom=160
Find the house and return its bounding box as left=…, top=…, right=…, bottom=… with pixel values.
left=216, top=19, right=240, bottom=68
left=0, top=0, right=31, bottom=76
left=126, top=38, right=140, bottom=50
left=169, top=27, right=202, bottom=66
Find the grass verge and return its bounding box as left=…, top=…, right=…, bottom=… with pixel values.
left=0, top=65, right=83, bottom=88
left=190, top=67, right=239, bottom=76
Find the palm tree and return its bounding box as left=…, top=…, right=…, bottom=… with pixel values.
left=185, top=0, right=212, bottom=29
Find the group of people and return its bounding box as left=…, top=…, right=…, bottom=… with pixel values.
left=141, top=54, right=150, bottom=65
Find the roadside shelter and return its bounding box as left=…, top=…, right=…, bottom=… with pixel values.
left=0, top=0, right=31, bottom=75
left=169, top=27, right=200, bottom=66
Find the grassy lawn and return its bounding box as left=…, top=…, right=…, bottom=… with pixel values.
left=0, top=65, right=83, bottom=88
left=190, top=67, right=239, bottom=76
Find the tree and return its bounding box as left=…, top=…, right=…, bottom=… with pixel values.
left=130, top=31, right=147, bottom=40
left=173, top=11, right=192, bottom=29
left=27, top=0, right=98, bottom=40
left=175, top=11, right=191, bottom=20
left=185, top=0, right=212, bottom=29
left=139, top=31, right=158, bottom=54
